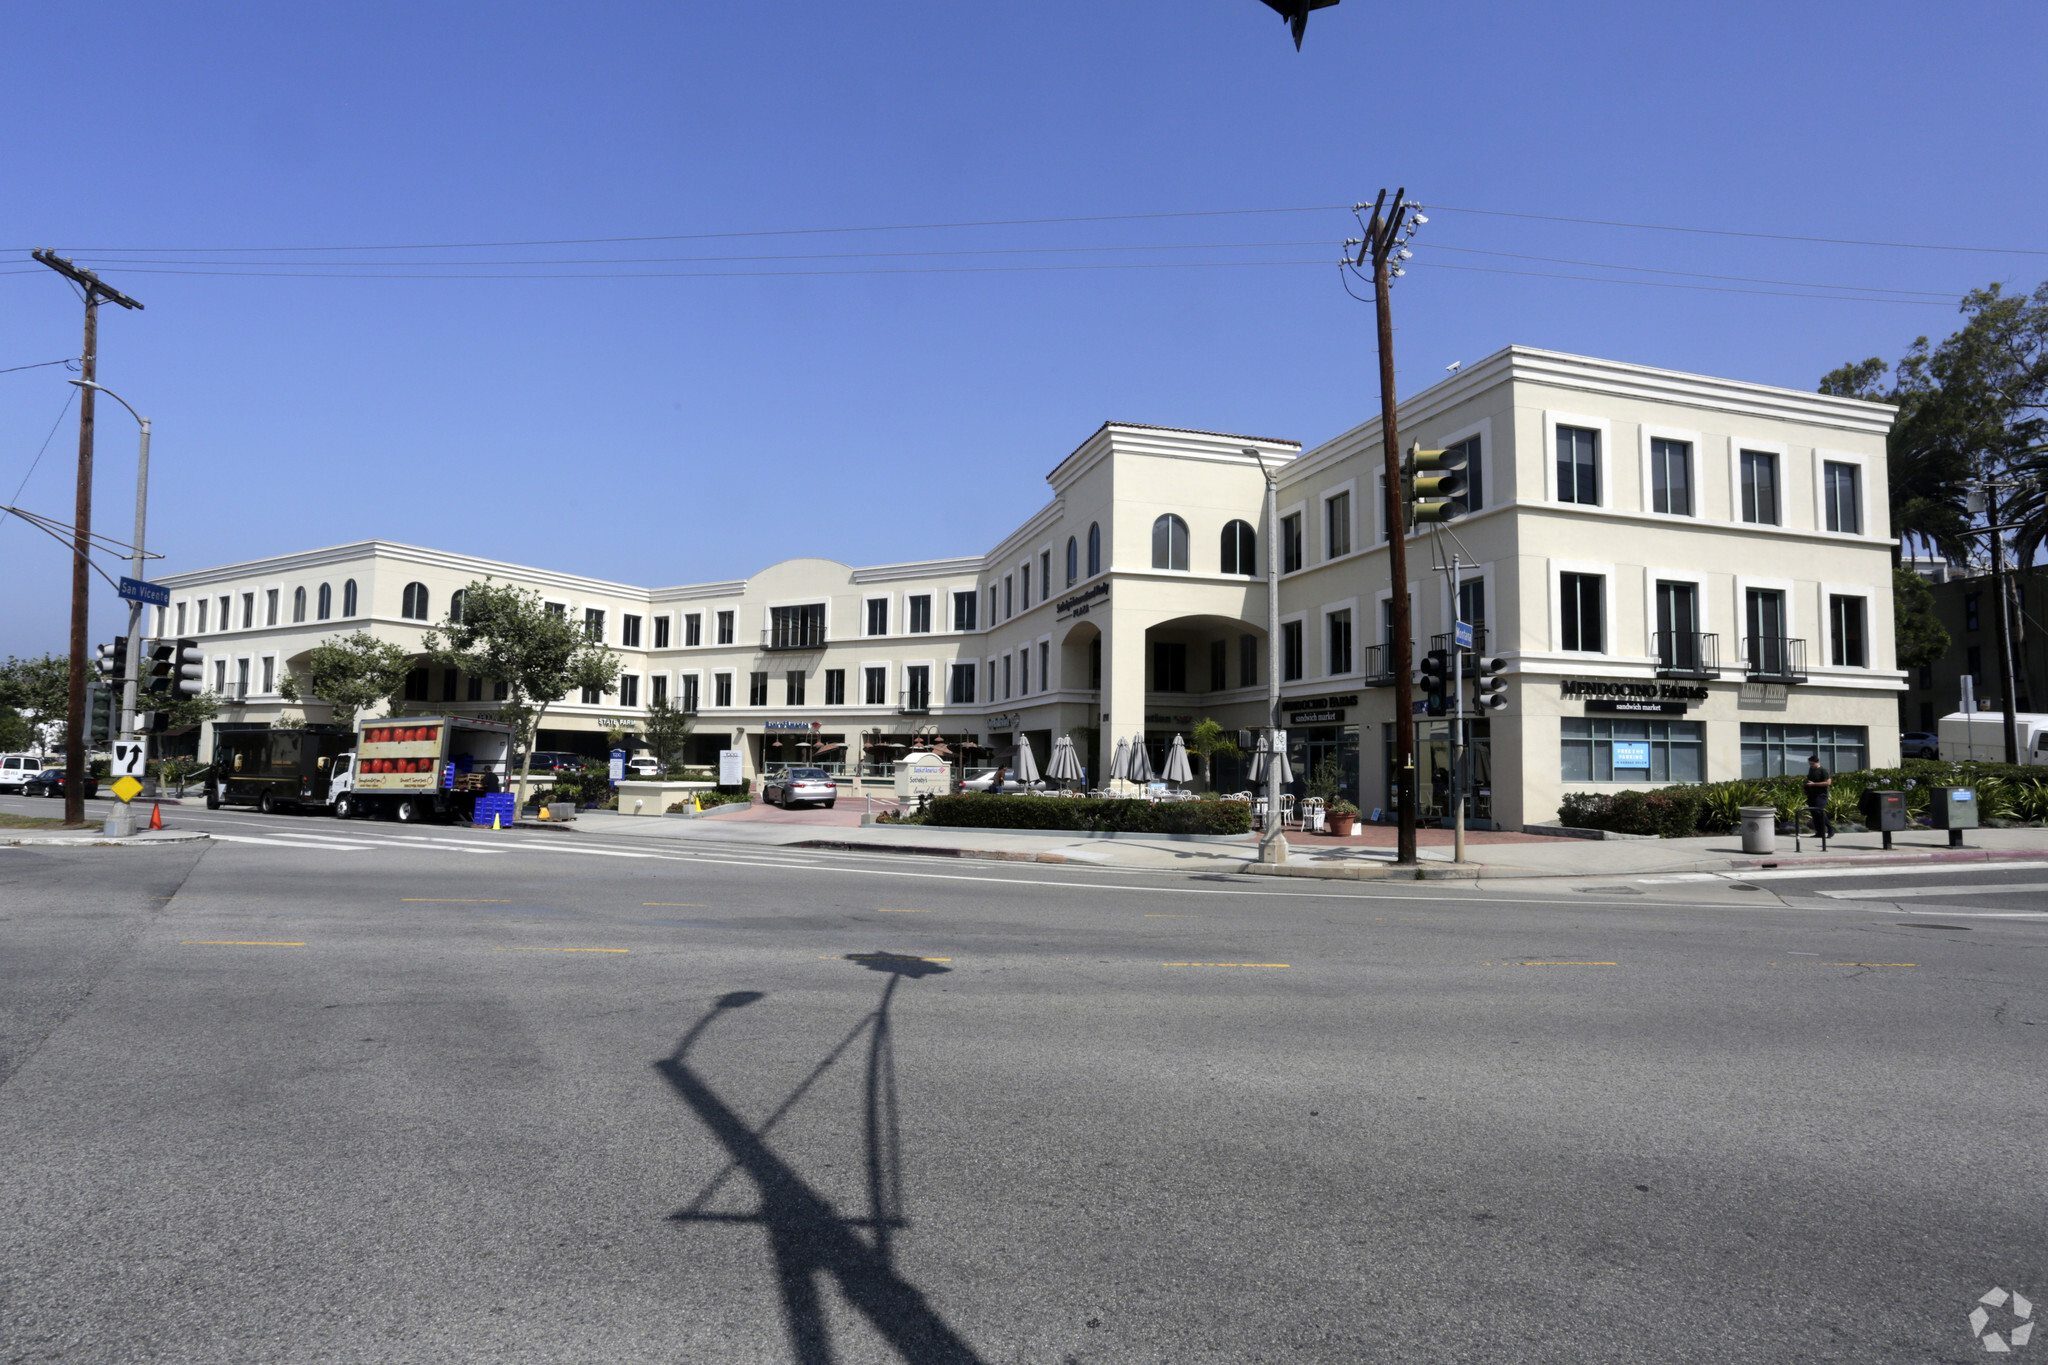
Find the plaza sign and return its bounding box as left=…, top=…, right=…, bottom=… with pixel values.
left=1055, top=581, right=1109, bottom=620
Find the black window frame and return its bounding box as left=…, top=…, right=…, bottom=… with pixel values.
left=1650, top=436, right=1692, bottom=516
left=907, top=594, right=932, bottom=634
left=952, top=591, right=978, bottom=632
left=1327, top=609, right=1353, bottom=675
left=1560, top=572, right=1604, bottom=653
left=1740, top=449, right=1780, bottom=525
left=1823, top=461, right=1861, bottom=534
left=1281, top=513, right=1303, bottom=574
left=1829, top=594, right=1867, bottom=668
left=863, top=666, right=887, bottom=706
left=1556, top=425, right=1600, bottom=506
left=1221, top=519, right=1256, bottom=576
left=948, top=662, right=976, bottom=704
left=1281, top=620, right=1304, bottom=682
left=866, top=598, right=889, bottom=637
left=1325, top=492, right=1351, bottom=559
left=748, top=672, right=769, bottom=707
left=621, top=614, right=642, bottom=648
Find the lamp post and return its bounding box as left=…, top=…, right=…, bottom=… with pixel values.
left=70, top=379, right=150, bottom=836
left=1243, top=447, right=1287, bottom=864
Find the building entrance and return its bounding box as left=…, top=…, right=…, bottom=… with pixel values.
left=1384, top=720, right=1492, bottom=827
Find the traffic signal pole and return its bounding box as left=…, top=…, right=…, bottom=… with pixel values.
left=1451, top=552, right=1465, bottom=867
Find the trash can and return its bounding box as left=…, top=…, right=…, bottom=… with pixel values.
left=1740, top=806, right=1777, bottom=855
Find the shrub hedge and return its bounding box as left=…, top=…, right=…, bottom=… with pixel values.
left=923, top=793, right=1253, bottom=836
left=1558, top=759, right=2048, bottom=837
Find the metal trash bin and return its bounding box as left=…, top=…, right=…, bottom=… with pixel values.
left=1740, top=806, right=1777, bottom=855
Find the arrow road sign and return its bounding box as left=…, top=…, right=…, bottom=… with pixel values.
left=111, top=740, right=147, bottom=777
left=118, top=577, right=170, bottom=608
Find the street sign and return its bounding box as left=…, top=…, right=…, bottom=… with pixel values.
left=111, top=740, right=146, bottom=777
left=608, top=748, right=626, bottom=786
left=110, top=775, right=143, bottom=803
left=1453, top=620, right=1474, bottom=649
left=118, top=576, right=170, bottom=608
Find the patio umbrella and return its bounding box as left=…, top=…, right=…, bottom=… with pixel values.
left=1046, top=734, right=1085, bottom=789
left=1125, top=735, right=1156, bottom=784
left=1013, top=734, right=1041, bottom=787
left=1109, top=735, right=1130, bottom=786
left=1162, top=733, right=1193, bottom=788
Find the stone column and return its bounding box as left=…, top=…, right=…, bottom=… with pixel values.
left=1101, top=605, right=1150, bottom=791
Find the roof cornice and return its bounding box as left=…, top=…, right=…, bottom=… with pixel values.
left=154, top=539, right=658, bottom=599
left=1047, top=421, right=1300, bottom=492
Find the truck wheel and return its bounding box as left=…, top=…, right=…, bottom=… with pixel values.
left=395, top=797, right=420, bottom=823
left=258, top=792, right=276, bottom=815
left=332, top=794, right=355, bottom=820
left=206, top=784, right=221, bottom=811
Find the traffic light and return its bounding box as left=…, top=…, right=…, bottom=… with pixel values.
left=86, top=680, right=114, bottom=747
left=1401, top=440, right=1468, bottom=531
left=1418, top=648, right=1452, bottom=717
left=146, top=639, right=205, bottom=697
left=1473, top=656, right=1509, bottom=712
left=95, top=638, right=128, bottom=681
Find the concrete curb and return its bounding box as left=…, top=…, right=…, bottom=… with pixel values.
left=0, top=831, right=210, bottom=847
left=1241, top=860, right=1479, bottom=881
left=1726, top=847, right=2045, bottom=871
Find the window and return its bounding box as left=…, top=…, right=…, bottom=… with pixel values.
left=989, top=586, right=999, bottom=625
left=1149, top=514, right=1190, bottom=571
left=1021, top=563, right=1031, bottom=608
left=316, top=583, right=332, bottom=620
left=1240, top=634, right=1258, bottom=688
left=1829, top=595, right=1867, bottom=667
left=952, top=591, right=978, bottom=632
left=652, top=674, right=668, bottom=704
left=685, top=613, right=703, bottom=647
left=1562, top=719, right=1705, bottom=783
left=291, top=587, right=306, bottom=623
left=1458, top=578, right=1486, bottom=632
left=785, top=671, right=805, bottom=706
left=714, top=673, right=734, bottom=707
left=682, top=675, right=700, bottom=711
left=1650, top=437, right=1692, bottom=516
left=545, top=602, right=566, bottom=618
left=716, top=610, right=734, bottom=645
left=1740, top=450, right=1779, bottom=525
left=468, top=675, right=484, bottom=702
left=1745, top=588, right=1786, bottom=649
left=1281, top=513, right=1303, bottom=573
left=1324, top=493, right=1351, bottom=559
left=748, top=672, right=769, bottom=707
left=241, top=593, right=255, bottom=629
left=653, top=615, right=670, bottom=649
left=908, top=595, right=932, bottom=633
left=1281, top=621, right=1304, bottom=682
left=262, top=657, right=277, bottom=694
left=1152, top=642, right=1187, bottom=692
left=175, top=602, right=187, bottom=634
left=1039, top=551, right=1051, bottom=601
left=197, top=599, right=209, bottom=633
left=824, top=669, right=845, bottom=705
left=404, top=667, right=428, bottom=701
left=1089, top=637, right=1102, bottom=689
left=1449, top=434, right=1483, bottom=512
left=1327, top=609, right=1353, bottom=675
left=864, top=666, right=887, bottom=706
left=1221, top=520, right=1256, bottom=576
left=1002, top=654, right=1012, bottom=700
left=1000, top=577, right=1011, bottom=620
left=1560, top=572, right=1604, bottom=652
left=1038, top=641, right=1049, bottom=693
left=620, top=674, right=639, bottom=707
left=493, top=679, right=508, bottom=701
left=449, top=589, right=466, bottom=625
left=622, top=614, right=642, bottom=648
left=341, top=580, right=357, bottom=617
left=265, top=589, right=279, bottom=626
left=1656, top=581, right=1701, bottom=669
left=1018, top=649, right=1028, bottom=694
left=1741, top=724, right=1867, bottom=779
left=581, top=683, right=602, bottom=705
left=1087, top=523, right=1101, bottom=577
left=769, top=604, right=825, bottom=649
left=1966, top=593, right=1980, bottom=632
left=1066, top=536, right=1079, bottom=586
left=442, top=668, right=459, bottom=702
left=1824, top=461, right=1861, bottom=533
left=866, top=598, right=889, bottom=636
left=1557, top=426, right=1600, bottom=505
left=1210, top=639, right=1228, bottom=691
left=401, top=583, right=428, bottom=621
left=584, top=608, right=605, bottom=642
left=905, top=664, right=932, bottom=712
left=213, top=659, right=226, bottom=693
left=949, top=662, right=976, bottom=704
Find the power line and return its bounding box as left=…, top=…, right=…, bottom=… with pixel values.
left=0, top=387, right=78, bottom=532
left=1414, top=258, right=1952, bottom=305
left=1428, top=204, right=2048, bottom=257
left=0, top=357, right=78, bottom=375
left=19, top=258, right=1335, bottom=281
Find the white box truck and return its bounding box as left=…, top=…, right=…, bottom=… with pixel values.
left=330, top=715, right=515, bottom=823
left=1936, top=711, right=2048, bottom=765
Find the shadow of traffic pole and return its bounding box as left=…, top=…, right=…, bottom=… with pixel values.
left=657, top=957, right=985, bottom=1365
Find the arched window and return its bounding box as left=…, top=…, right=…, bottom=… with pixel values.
left=292, top=586, right=307, bottom=623
left=316, top=583, right=332, bottom=620
left=1221, top=520, right=1256, bottom=576
left=341, top=580, right=357, bottom=617
left=449, top=589, right=467, bottom=625
left=1065, top=536, right=1078, bottom=586
left=1087, top=522, right=1102, bottom=578
left=401, top=582, right=429, bottom=621
left=1151, top=514, right=1189, bottom=571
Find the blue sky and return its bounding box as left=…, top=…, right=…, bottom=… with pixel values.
left=3, top=1, right=2043, bottom=653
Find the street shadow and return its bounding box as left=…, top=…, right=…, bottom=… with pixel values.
left=656, top=956, right=985, bottom=1365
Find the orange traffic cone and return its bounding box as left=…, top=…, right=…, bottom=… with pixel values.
left=149, top=802, right=163, bottom=831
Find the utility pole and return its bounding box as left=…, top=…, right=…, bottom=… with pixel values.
left=1244, top=446, right=1287, bottom=864
left=1988, top=480, right=2021, bottom=763
left=34, top=252, right=144, bottom=826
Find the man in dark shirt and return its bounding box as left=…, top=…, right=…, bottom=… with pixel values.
left=1803, top=755, right=1833, bottom=837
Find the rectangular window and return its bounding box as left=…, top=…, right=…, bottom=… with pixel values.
left=785, top=671, right=805, bottom=706
left=263, top=656, right=277, bottom=693
left=1281, top=621, right=1304, bottom=682
left=1745, top=589, right=1787, bottom=669
left=949, top=662, right=976, bottom=704
left=824, top=669, right=845, bottom=705
left=1004, top=576, right=1013, bottom=620
left=242, top=593, right=255, bottom=629
left=769, top=604, right=826, bottom=649
left=403, top=666, right=427, bottom=702
left=1650, top=437, right=1692, bottom=516
left=1740, top=724, right=1868, bottom=779
left=1829, top=595, right=1867, bottom=667
left=213, top=659, right=226, bottom=693
left=952, top=591, right=977, bottom=632
left=1327, top=609, right=1353, bottom=675
left=1740, top=450, right=1780, bottom=525
left=467, top=675, right=483, bottom=702
left=1325, top=491, right=1351, bottom=559
left=1656, top=581, right=1701, bottom=670
left=1458, top=578, right=1486, bottom=632
left=904, top=665, right=931, bottom=711
left=1210, top=639, right=1227, bottom=692
left=681, top=675, right=699, bottom=712
left=1240, top=634, right=1258, bottom=688
left=1557, top=426, right=1599, bottom=505
left=1089, top=637, right=1102, bottom=690
left=686, top=613, right=703, bottom=647
left=1038, top=642, right=1048, bottom=693
left=1040, top=552, right=1051, bottom=601
left=989, top=586, right=998, bottom=625
left=714, top=672, right=734, bottom=707
left=864, top=666, right=887, bottom=706
left=1018, top=649, right=1029, bottom=695
left=907, top=595, right=932, bottom=633
left=622, top=614, right=642, bottom=647
left=176, top=602, right=187, bottom=634
left=1561, top=718, right=1705, bottom=783
left=1560, top=572, right=1604, bottom=652
left=441, top=668, right=459, bottom=702
left=493, top=679, right=508, bottom=701
left=197, top=600, right=209, bottom=633
left=584, top=608, right=605, bottom=642
left=1002, top=654, right=1013, bottom=700
left=265, top=589, right=278, bottom=626
left=748, top=672, right=768, bottom=707
left=653, top=615, right=670, bottom=649
left=716, top=610, right=734, bottom=645
left=1021, top=564, right=1031, bottom=609
left=1824, top=461, right=1861, bottom=534
left=651, top=674, right=667, bottom=705
left=1152, top=642, right=1187, bottom=692
left=620, top=674, right=640, bottom=707
left=1281, top=513, right=1303, bottom=573
left=545, top=601, right=566, bottom=618
left=866, top=598, right=889, bottom=636
left=1450, top=435, right=1483, bottom=512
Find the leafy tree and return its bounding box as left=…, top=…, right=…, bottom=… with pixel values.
left=0, top=654, right=69, bottom=735
left=421, top=580, right=620, bottom=795
left=135, top=688, right=221, bottom=735
left=639, top=696, right=694, bottom=771
left=1891, top=566, right=1951, bottom=671
left=279, top=632, right=414, bottom=728
left=0, top=705, right=31, bottom=752
left=1186, top=717, right=1240, bottom=791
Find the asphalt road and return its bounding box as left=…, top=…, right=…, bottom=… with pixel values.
left=2, top=803, right=2044, bottom=1364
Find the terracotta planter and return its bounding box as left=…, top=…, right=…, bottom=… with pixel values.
left=1329, top=813, right=1356, bottom=836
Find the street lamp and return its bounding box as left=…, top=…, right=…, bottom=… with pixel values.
left=1242, top=447, right=1288, bottom=865
left=71, top=379, right=151, bottom=836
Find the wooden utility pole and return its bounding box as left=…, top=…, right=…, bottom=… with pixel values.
left=32, top=251, right=143, bottom=827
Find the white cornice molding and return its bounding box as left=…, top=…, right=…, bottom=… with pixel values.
left=1047, top=421, right=1300, bottom=492
left=849, top=556, right=990, bottom=585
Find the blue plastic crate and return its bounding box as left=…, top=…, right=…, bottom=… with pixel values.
left=473, top=793, right=517, bottom=827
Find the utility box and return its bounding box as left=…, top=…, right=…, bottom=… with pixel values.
left=1928, top=787, right=1979, bottom=830
left=1859, top=790, right=1907, bottom=832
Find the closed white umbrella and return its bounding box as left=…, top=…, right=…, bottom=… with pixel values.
left=1046, top=734, right=1085, bottom=787
left=1126, top=735, right=1156, bottom=784
left=1014, top=734, right=1041, bottom=787
left=1162, top=733, right=1193, bottom=788
left=1268, top=731, right=1294, bottom=786
left=1109, top=735, right=1131, bottom=786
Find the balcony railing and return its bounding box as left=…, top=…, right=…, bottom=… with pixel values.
left=761, top=623, right=827, bottom=651
left=1654, top=631, right=1721, bottom=679
left=1427, top=627, right=1489, bottom=659
left=1361, top=643, right=1396, bottom=685
left=1742, top=635, right=1807, bottom=684
left=897, top=688, right=931, bottom=715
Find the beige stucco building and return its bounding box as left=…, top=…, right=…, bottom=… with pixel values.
left=155, top=345, right=1902, bottom=829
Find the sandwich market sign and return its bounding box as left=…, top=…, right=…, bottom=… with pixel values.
left=1560, top=678, right=1711, bottom=715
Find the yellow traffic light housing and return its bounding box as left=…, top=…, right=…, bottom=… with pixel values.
left=1401, top=441, right=1468, bottom=530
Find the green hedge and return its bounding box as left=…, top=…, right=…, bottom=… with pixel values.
left=923, top=794, right=1253, bottom=836
left=1558, top=759, right=2048, bottom=837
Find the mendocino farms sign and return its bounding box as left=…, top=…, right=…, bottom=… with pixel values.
left=1561, top=678, right=1710, bottom=714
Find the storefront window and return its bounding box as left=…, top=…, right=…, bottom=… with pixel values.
left=1741, top=724, right=1867, bottom=779
left=1562, top=718, right=1704, bottom=782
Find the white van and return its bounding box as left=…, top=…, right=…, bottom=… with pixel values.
left=1936, top=712, right=2048, bottom=765
left=0, top=753, right=47, bottom=793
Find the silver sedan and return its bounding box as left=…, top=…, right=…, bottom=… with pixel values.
left=763, top=768, right=837, bottom=809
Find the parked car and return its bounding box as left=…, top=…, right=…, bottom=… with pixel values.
left=961, top=770, right=1041, bottom=792
left=1900, top=730, right=1940, bottom=760
left=763, top=767, right=837, bottom=809
left=22, top=766, right=98, bottom=800
left=625, top=756, right=661, bottom=778
left=519, top=751, right=585, bottom=775
left=0, top=753, right=47, bottom=793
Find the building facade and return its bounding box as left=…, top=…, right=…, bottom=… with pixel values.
left=1898, top=562, right=2045, bottom=736
left=156, top=346, right=1903, bottom=828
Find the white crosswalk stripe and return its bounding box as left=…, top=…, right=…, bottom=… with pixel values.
left=1820, top=881, right=2048, bottom=900
left=1726, top=860, right=2048, bottom=882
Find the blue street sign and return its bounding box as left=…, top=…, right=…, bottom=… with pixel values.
left=1453, top=620, right=1474, bottom=649
left=118, top=576, right=170, bottom=608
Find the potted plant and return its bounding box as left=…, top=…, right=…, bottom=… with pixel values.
left=1327, top=799, right=1359, bottom=836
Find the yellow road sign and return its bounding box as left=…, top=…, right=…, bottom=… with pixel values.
left=111, top=775, right=143, bottom=803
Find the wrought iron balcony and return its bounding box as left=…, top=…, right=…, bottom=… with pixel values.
left=1361, top=643, right=1396, bottom=686
left=760, top=623, right=827, bottom=651
left=1654, top=631, right=1721, bottom=679
left=1742, top=635, right=1807, bottom=684
left=897, top=688, right=931, bottom=715
left=1428, top=627, right=1489, bottom=659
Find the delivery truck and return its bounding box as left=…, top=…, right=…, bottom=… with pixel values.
left=331, top=714, right=515, bottom=823
left=1936, top=711, right=2048, bottom=765
left=207, top=727, right=356, bottom=813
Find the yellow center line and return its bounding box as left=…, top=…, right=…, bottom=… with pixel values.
left=1164, top=962, right=1290, bottom=967
left=493, top=947, right=630, bottom=953
left=830, top=954, right=952, bottom=962
left=643, top=903, right=707, bottom=907
left=1516, top=961, right=1618, bottom=966
left=1826, top=962, right=1917, bottom=967
left=181, top=940, right=306, bottom=947
left=404, top=898, right=511, bottom=903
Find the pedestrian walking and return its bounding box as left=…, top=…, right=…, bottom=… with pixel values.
left=1803, top=754, right=1834, bottom=839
